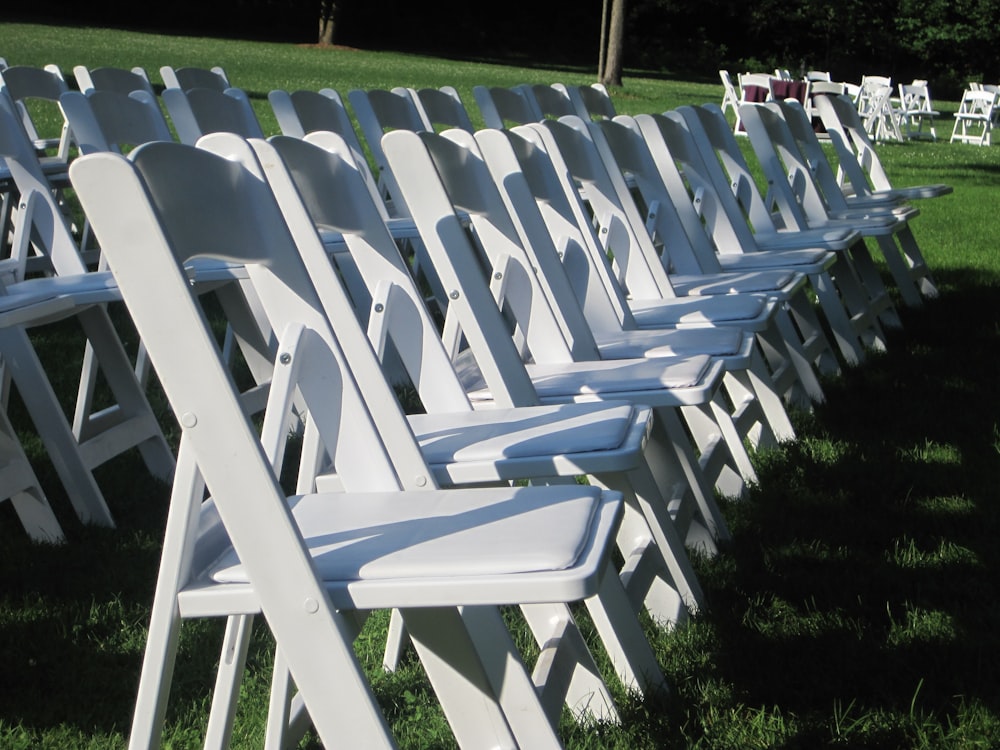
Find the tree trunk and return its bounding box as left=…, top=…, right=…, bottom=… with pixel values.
left=318, top=0, right=337, bottom=45
left=598, top=0, right=609, bottom=81
left=601, top=0, right=626, bottom=88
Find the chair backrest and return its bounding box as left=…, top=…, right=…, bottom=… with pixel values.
left=813, top=92, right=894, bottom=192
left=161, top=86, right=264, bottom=144
left=806, top=70, right=831, bottom=82
left=521, top=84, right=577, bottom=119
left=409, top=86, right=475, bottom=132
left=73, top=65, right=155, bottom=96
left=473, top=85, right=543, bottom=129
left=558, top=83, right=617, bottom=121
left=738, top=73, right=773, bottom=102
left=159, top=65, right=230, bottom=92
left=0, top=64, right=72, bottom=157
left=0, top=90, right=92, bottom=278
left=264, top=132, right=474, bottom=414
left=59, top=89, right=173, bottom=155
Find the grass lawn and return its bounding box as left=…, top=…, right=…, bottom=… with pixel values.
left=2, top=20, right=1000, bottom=749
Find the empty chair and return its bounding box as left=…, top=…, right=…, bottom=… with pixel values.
left=0, top=91, right=176, bottom=527
left=0, top=63, right=73, bottom=167
left=72, top=65, right=155, bottom=96
left=949, top=88, right=997, bottom=146
left=813, top=93, right=953, bottom=202
left=897, top=81, right=939, bottom=140
left=558, top=82, right=618, bottom=120
left=733, top=73, right=773, bottom=133
left=161, top=85, right=264, bottom=144
left=158, top=64, right=230, bottom=91
left=854, top=75, right=901, bottom=141
left=473, top=84, right=544, bottom=128
left=408, top=85, right=476, bottom=131
left=719, top=70, right=740, bottom=119
left=59, top=89, right=173, bottom=155
left=521, top=83, right=578, bottom=119
left=70, top=137, right=645, bottom=749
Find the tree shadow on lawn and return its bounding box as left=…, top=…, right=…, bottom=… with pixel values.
left=695, top=267, right=1000, bottom=721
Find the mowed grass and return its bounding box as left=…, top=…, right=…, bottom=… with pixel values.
left=2, top=20, right=1000, bottom=749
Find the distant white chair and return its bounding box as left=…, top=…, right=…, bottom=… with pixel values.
left=59, top=89, right=172, bottom=155
left=897, top=81, right=939, bottom=140
left=719, top=70, right=740, bottom=119
left=950, top=88, right=997, bottom=146
left=557, top=82, right=618, bottom=121
left=407, top=85, right=476, bottom=131
left=0, top=63, right=74, bottom=168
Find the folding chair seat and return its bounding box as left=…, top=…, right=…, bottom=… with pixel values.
left=740, top=101, right=937, bottom=309
left=70, top=139, right=655, bottom=749
left=72, top=65, right=155, bottom=97
left=473, top=84, right=544, bottom=129
left=949, top=89, right=997, bottom=146
left=0, top=90, right=176, bottom=528
left=676, top=103, right=897, bottom=361
left=408, top=85, right=476, bottom=132
left=557, top=82, right=618, bottom=121
left=383, top=127, right=762, bottom=509
left=813, top=93, right=953, bottom=202
left=158, top=64, right=230, bottom=92
left=161, top=85, right=264, bottom=145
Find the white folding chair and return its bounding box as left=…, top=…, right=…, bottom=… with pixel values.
left=897, top=81, right=939, bottom=140
left=473, top=84, right=544, bottom=129
left=161, top=85, right=264, bottom=145
left=0, top=91, right=176, bottom=527
left=0, top=64, right=73, bottom=164
left=557, top=82, right=618, bottom=121
left=72, top=65, right=155, bottom=96
left=813, top=92, right=953, bottom=202
left=71, top=139, right=638, bottom=750
left=59, top=89, right=173, bottom=155
left=408, top=85, right=476, bottom=132
left=719, top=70, right=740, bottom=119
left=158, top=64, right=230, bottom=92
left=949, top=88, right=997, bottom=146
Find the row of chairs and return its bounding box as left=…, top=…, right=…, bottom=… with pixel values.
left=1, top=61, right=949, bottom=747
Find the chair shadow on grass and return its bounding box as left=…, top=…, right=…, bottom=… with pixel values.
left=685, top=267, right=1000, bottom=743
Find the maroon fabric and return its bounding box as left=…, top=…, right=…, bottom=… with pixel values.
left=742, top=84, right=769, bottom=103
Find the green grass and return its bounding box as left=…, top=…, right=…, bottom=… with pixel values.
left=3, top=20, right=1000, bottom=750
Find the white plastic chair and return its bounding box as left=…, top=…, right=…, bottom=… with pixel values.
left=59, top=89, right=173, bottom=155
left=949, top=88, right=997, bottom=146
left=0, top=64, right=73, bottom=163
left=813, top=92, right=953, bottom=202
left=0, top=90, right=176, bottom=527
left=158, top=64, right=230, bottom=92
left=897, top=81, right=939, bottom=140
left=70, top=139, right=638, bottom=750
left=72, top=65, right=155, bottom=96
left=408, top=85, right=476, bottom=132
left=719, top=70, right=740, bottom=119
left=854, top=75, right=902, bottom=142
left=473, top=84, right=544, bottom=128
left=557, top=82, right=618, bottom=121
left=161, top=85, right=264, bottom=145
